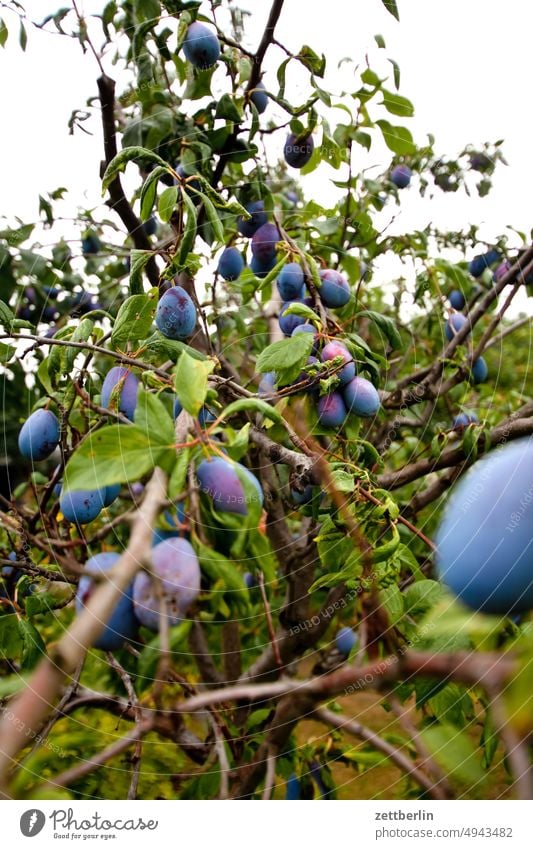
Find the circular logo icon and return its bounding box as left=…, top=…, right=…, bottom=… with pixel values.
left=20, top=810, right=46, bottom=837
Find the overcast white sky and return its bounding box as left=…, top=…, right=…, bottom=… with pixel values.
left=1, top=0, right=532, bottom=313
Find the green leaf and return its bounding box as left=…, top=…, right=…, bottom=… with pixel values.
left=297, top=44, right=326, bottom=77
left=18, top=619, right=46, bottom=669
left=111, top=289, right=158, bottom=348
left=281, top=302, right=321, bottom=324
left=194, top=539, right=247, bottom=594
left=358, top=309, right=402, bottom=350
left=381, top=89, right=414, bottom=117
left=403, top=580, right=443, bottom=617
left=388, top=58, right=401, bottom=89
left=134, top=388, right=175, bottom=445
left=0, top=614, right=21, bottom=658
left=168, top=449, right=190, bottom=500
left=178, top=189, right=198, bottom=265
left=0, top=299, right=14, bottom=330
left=256, top=333, right=314, bottom=374
left=215, top=93, right=242, bottom=122
left=101, top=146, right=168, bottom=193
left=129, top=249, right=153, bottom=295
left=420, top=725, right=486, bottom=786
left=173, top=351, right=215, bottom=416
left=0, top=18, right=8, bottom=47
left=221, top=398, right=283, bottom=425
left=201, top=193, right=225, bottom=244
left=0, top=341, right=14, bottom=362
left=0, top=673, right=29, bottom=699
left=158, top=185, right=178, bottom=223
left=381, top=0, right=399, bottom=21
left=140, top=166, right=171, bottom=220
left=379, top=584, right=404, bottom=625
left=376, top=119, right=415, bottom=155
left=331, top=469, right=355, bottom=492
left=63, top=425, right=170, bottom=491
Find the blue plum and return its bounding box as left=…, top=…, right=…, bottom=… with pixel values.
left=183, top=22, right=220, bottom=69
left=317, top=392, right=348, bottom=428
left=471, top=356, right=488, bottom=384
left=251, top=222, right=281, bottom=264
left=390, top=165, right=412, bottom=188
left=103, top=484, right=121, bottom=507
left=449, top=290, right=465, bottom=310
left=197, top=456, right=263, bottom=517
left=285, top=774, right=301, bottom=800
left=76, top=552, right=137, bottom=651
left=251, top=254, right=277, bottom=279
left=82, top=234, right=101, bottom=255
left=155, top=286, right=197, bottom=339
left=101, top=366, right=139, bottom=421
left=218, top=247, right=244, bottom=281
left=258, top=372, right=277, bottom=397
left=237, top=200, right=267, bottom=238
left=292, top=324, right=318, bottom=347
left=243, top=572, right=257, bottom=589
left=468, top=249, right=501, bottom=278
left=290, top=485, right=313, bottom=505
left=1, top=551, right=19, bottom=580
left=198, top=406, right=216, bottom=428
left=284, top=133, right=314, bottom=168
left=60, top=488, right=105, bottom=525
left=445, top=312, right=469, bottom=341
left=335, top=626, right=358, bottom=656
left=318, top=269, right=351, bottom=309
left=173, top=397, right=183, bottom=419
left=142, top=216, right=157, bottom=237
left=321, top=341, right=356, bottom=385
left=250, top=81, right=268, bottom=114
left=18, top=409, right=60, bottom=461
left=277, top=262, right=305, bottom=301
left=435, top=439, right=533, bottom=613
left=453, top=412, right=478, bottom=430
left=132, top=537, right=201, bottom=630
left=343, top=376, right=380, bottom=418
left=279, top=301, right=305, bottom=336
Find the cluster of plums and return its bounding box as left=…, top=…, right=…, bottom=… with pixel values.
left=445, top=309, right=488, bottom=385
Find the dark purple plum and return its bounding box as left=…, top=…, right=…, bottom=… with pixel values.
left=237, top=201, right=267, bottom=238
left=60, top=487, right=105, bottom=525
left=321, top=341, right=356, bottom=385
left=82, top=234, right=101, bottom=255
left=290, top=485, right=313, bottom=505
left=449, top=290, right=465, bottom=310
left=390, top=165, right=412, bottom=188
left=251, top=254, right=277, bottom=279
left=445, top=312, right=469, bottom=341
left=277, top=262, right=305, bottom=301
left=76, top=552, right=137, bottom=651
left=101, top=366, right=139, bottom=421
left=251, top=222, right=281, bottom=265
left=317, top=392, right=347, bottom=428
left=18, top=409, right=60, bottom=461
left=103, top=484, right=121, bottom=507
left=292, top=324, right=318, bottom=346
left=493, top=260, right=512, bottom=283
left=197, top=456, right=263, bottom=517
left=468, top=249, right=501, bottom=278
left=335, top=626, right=358, bottom=656
left=173, top=397, right=183, bottom=419
left=284, top=133, right=314, bottom=168
left=244, top=572, right=257, bottom=589
left=279, top=302, right=305, bottom=336
left=218, top=247, right=244, bottom=281
left=142, top=216, right=158, bottom=237
left=453, top=412, right=478, bottom=430
left=436, top=439, right=533, bottom=613
left=182, top=21, right=220, bottom=69
left=318, top=269, right=351, bottom=309
left=250, top=81, right=268, bottom=114
left=343, top=376, right=380, bottom=418
left=156, top=286, right=197, bottom=339
left=471, top=356, right=488, bottom=384
left=132, top=537, right=201, bottom=630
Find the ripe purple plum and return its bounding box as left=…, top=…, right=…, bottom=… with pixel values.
left=493, top=260, right=512, bottom=283
left=468, top=249, right=501, bottom=278
left=76, top=552, right=137, bottom=651
left=258, top=371, right=277, bottom=397
left=453, top=412, right=478, bottom=430
left=251, top=222, right=281, bottom=265
left=60, top=487, right=105, bottom=525
left=101, top=366, right=139, bottom=421
left=197, top=456, right=263, bottom=517
left=250, top=81, right=268, bottom=114
left=445, top=312, right=469, bottom=341
left=284, top=133, right=314, bottom=168
left=318, top=269, right=351, bottom=309
left=390, top=165, right=412, bottom=188
left=277, top=262, right=305, bottom=301
left=251, top=254, right=277, bottom=279
left=237, top=201, right=267, bottom=238
left=132, top=537, right=201, bottom=630
left=155, top=286, right=197, bottom=339
left=218, top=247, right=244, bottom=281
left=182, top=21, right=220, bottom=69
left=317, top=392, right=348, bottom=428
left=343, top=376, right=380, bottom=418
left=18, top=409, right=60, bottom=462
left=471, top=356, right=488, bottom=384
left=103, top=484, right=121, bottom=507
left=279, top=302, right=305, bottom=336
left=321, top=341, right=356, bottom=385
left=335, top=626, right=358, bottom=656
left=449, top=290, right=465, bottom=310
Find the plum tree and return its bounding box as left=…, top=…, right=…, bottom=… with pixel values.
left=155, top=286, right=197, bottom=339
left=101, top=366, right=139, bottom=421
left=284, top=133, right=314, bottom=168
left=1, top=0, right=532, bottom=806
left=390, top=164, right=412, bottom=188
left=132, top=538, right=201, bottom=630
left=18, top=409, right=60, bottom=461
left=182, top=22, right=220, bottom=69
left=76, top=553, right=138, bottom=651
left=217, top=247, right=244, bottom=281
left=196, top=456, right=263, bottom=516
left=343, top=376, right=380, bottom=418
left=436, top=439, right=533, bottom=613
